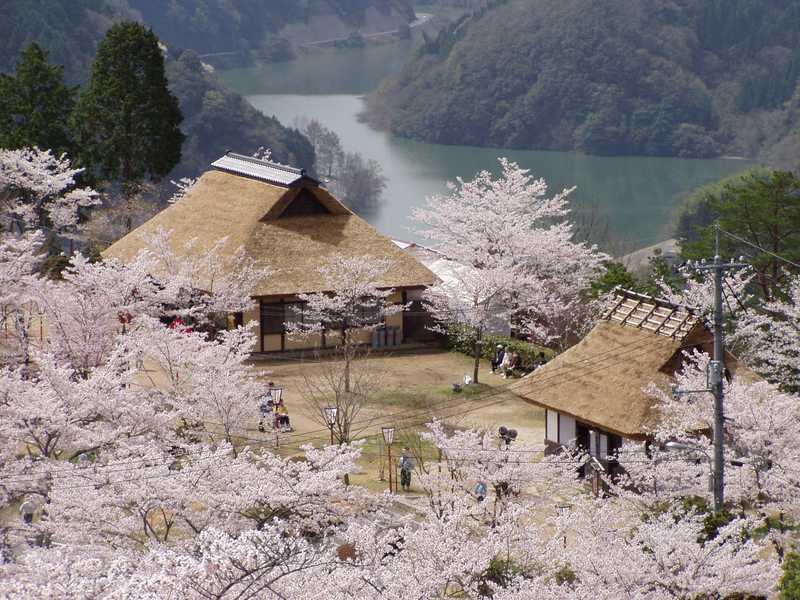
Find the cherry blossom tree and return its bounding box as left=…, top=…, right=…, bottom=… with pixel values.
left=0, top=148, right=101, bottom=375
left=0, top=232, right=43, bottom=374
left=0, top=169, right=374, bottom=598
left=606, top=350, right=800, bottom=569
left=655, top=267, right=752, bottom=317
left=732, top=273, right=800, bottom=391
left=537, top=497, right=780, bottom=600
left=655, top=258, right=798, bottom=391
left=413, top=158, right=606, bottom=381
left=300, top=355, right=385, bottom=450
left=0, top=147, right=99, bottom=236
left=24, top=226, right=270, bottom=379
left=669, top=355, right=798, bottom=512
left=0, top=415, right=786, bottom=599
left=415, top=420, right=580, bottom=522
left=286, top=253, right=404, bottom=395
left=0, top=149, right=789, bottom=600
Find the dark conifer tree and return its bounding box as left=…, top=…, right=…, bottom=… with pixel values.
left=71, top=22, right=184, bottom=230
left=0, top=43, right=77, bottom=156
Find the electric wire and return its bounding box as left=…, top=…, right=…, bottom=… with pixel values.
left=3, top=336, right=732, bottom=490
left=1, top=335, right=717, bottom=489
left=719, top=228, right=800, bottom=271
left=1, top=306, right=768, bottom=489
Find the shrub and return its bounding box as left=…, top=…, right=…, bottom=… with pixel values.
left=780, top=551, right=800, bottom=599
left=479, top=556, right=524, bottom=596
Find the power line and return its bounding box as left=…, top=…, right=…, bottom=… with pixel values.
left=258, top=334, right=669, bottom=452
left=1, top=327, right=728, bottom=490
left=0, top=334, right=675, bottom=487
left=184, top=329, right=667, bottom=448
left=719, top=228, right=800, bottom=271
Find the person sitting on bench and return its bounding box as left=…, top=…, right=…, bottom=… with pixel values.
left=277, top=402, right=291, bottom=432
left=503, top=351, right=520, bottom=378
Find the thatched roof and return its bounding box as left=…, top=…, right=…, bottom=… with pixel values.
left=103, top=164, right=437, bottom=296
left=515, top=290, right=748, bottom=439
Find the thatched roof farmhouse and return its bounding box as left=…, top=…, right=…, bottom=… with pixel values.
left=104, top=153, right=437, bottom=352
left=514, top=289, right=752, bottom=466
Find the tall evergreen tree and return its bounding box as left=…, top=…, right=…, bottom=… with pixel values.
left=71, top=22, right=183, bottom=229
left=0, top=43, right=77, bottom=156
left=682, top=170, right=800, bottom=300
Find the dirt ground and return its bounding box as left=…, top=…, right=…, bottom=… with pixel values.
left=242, top=348, right=546, bottom=492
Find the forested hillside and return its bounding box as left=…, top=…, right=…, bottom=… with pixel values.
left=1, top=0, right=322, bottom=181
left=1, top=0, right=114, bottom=82
left=366, top=0, right=800, bottom=162
left=167, top=51, right=314, bottom=177
left=126, top=0, right=415, bottom=56
left=3, top=0, right=415, bottom=80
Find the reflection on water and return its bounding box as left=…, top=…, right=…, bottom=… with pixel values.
left=220, top=42, right=417, bottom=96
left=221, top=46, right=753, bottom=251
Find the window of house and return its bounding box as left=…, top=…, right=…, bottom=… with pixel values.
left=359, top=300, right=383, bottom=326
left=261, top=302, right=285, bottom=334
left=285, top=302, right=306, bottom=327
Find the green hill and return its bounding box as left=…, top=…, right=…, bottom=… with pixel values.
left=366, top=0, right=800, bottom=162
left=2, top=0, right=415, bottom=81
left=126, top=0, right=415, bottom=56
left=1, top=0, right=113, bottom=83
left=167, top=50, right=313, bottom=178
left=0, top=1, right=326, bottom=177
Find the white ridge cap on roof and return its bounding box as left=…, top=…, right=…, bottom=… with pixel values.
left=211, top=152, right=314, bottom=187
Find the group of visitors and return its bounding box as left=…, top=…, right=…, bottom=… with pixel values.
left=491, top=345, right=548, bottom=378
left=490, top=345, right=520, bottom=378
left=258, top=383, right=292, bottom=433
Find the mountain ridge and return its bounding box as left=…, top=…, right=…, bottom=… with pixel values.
left=365, top=0, right=800, bottom=165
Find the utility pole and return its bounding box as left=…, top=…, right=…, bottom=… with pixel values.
left=685, top=224, right=748, bottom=511
left=710, top=225, right=726, bottom=512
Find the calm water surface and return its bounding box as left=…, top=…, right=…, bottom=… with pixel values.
left=221, top=43, right=752, bottom=250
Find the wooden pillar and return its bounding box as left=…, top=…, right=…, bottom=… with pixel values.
left=259, top=299, right=265, bottom=353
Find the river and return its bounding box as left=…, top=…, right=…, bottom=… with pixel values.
left=220, top=40, right=752, bottom=251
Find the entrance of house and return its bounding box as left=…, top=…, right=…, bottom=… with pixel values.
left=402, top=298, right=440, bottom=343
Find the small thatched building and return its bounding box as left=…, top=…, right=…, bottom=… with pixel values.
left=514, top=289, right=750, bottom=467
left=103, top=153, right=437, bottom=353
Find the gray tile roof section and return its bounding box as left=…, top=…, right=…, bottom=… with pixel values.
left=211, top=152, right=316, bottom=187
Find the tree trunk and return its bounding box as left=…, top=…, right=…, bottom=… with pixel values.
left=472, top=329, right=482, bottom=384
left=14, top=309, right=31, bottom=380
left=343, top=327, right=351, bottom=393
left=125, top=194, right=133, bottom=233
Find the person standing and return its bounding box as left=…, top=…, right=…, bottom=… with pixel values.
left=500, top=350, right=514, bottom=379
left=399, top=448, right=413, bottom=492
left=474, top=480, right=487, bottom=502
